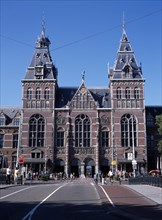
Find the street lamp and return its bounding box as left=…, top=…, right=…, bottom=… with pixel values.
left=131, top=115, right=136, bottom=177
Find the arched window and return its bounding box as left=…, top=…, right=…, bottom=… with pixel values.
left=35, top=88, right=41, bottom=100
left=44, top=88, right=50, bottom=100
left=125, top=87, right=130, bottom=99
left=121, top=114, right=137, bottom=147
left=13, top=131, right=18, bottom=148
left=116, top=87, right=121, bottom=99
left=75, top=114, right=90, bottom=147
left=101, top=127, right=109, bottom=147
left=134, top=87, right=139, bottom=99
left=56, top=128, right=64, bottom=147
left=125, top=67, right=130, bottom=78
left=27, top=88, right=32, bottom=100
left=29, top=114, right=45, bottom=147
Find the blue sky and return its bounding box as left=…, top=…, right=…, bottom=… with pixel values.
left=0, top=0, right=162, bottom=107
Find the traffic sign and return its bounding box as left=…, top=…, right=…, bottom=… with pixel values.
left=19, top=156, right=24, bottom=164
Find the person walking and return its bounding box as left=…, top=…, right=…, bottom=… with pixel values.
left=6, top=166, right=11, bottom=184
left=14, top=167, right=19, bottom=184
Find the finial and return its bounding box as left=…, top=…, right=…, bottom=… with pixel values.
left=82, top=71, right=85, bottom=82
left=41, top=14, right=45, bottom=37
left=122, top=11, right=125, bottom=34
left=107, top=62, right=110, bottom=70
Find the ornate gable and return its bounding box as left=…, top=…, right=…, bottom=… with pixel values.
left=69, top=82, right=98, bottom=109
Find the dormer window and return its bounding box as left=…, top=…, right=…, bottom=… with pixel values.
left=13, top=117, right=20, bottom=126
left=125, top=67, right=130, bottom=78
left=36, top=53, right=40, bottom=58
left=0, top=116, right=5, bottom=126
left=35, top=66, right=43, bottom=79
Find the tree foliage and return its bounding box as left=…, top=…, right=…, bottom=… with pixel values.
left=156, top=114, right=162, bottom=155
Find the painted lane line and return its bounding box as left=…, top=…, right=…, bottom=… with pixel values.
left=22, top=184, right=67, bottom=220
left=99, top=185, right=116, bottom=208
left=0, top=186, right=37, bottom=200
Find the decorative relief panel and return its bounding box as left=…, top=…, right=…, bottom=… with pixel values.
left=56, top=115, right=66, bottom=125
left=100, top=115, right=110, bottom=125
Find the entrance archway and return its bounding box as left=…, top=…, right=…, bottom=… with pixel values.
left=70, top=158, right=81, bottom=177
left=55, top=159, right=65, bottom=173
left=100, top=159, right=110, bottom=176
left=84, top=158, right=95, bottom=177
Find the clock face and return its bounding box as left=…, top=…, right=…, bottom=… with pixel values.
left=36, top=68, right=41, bottom=73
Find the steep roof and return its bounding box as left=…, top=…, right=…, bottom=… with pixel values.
left=55, top=86, right=111, bottom=109
left=0, top=107, right=21, bottom=126
left=24, top=21, right=57, bottom=80
left=109, top=28, right=143, bottom=80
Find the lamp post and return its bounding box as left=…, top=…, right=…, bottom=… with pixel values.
left=131, top=115, right=136, bottom=177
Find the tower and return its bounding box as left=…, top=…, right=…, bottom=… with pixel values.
left=108, top=26, right=147, bottom=175
left=21, top=21, right=58, bottom=173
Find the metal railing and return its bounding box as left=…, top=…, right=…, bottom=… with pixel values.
left=129, top=176, right=162, bottom=188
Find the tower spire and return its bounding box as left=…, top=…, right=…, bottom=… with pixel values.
left=122, top=12, right=126, bottom=34
left=41, top=15, right=45, bottom=38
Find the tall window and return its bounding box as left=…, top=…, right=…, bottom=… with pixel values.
left=116, top=87, right=121, bottom=99
left=35, top=88, right=41, bottom=100
left=0, top=131, right=4, bottom=148
left=75, top=114, right=90, bottom=147
left=29, top=114, right=45, bottom=147
left=121, top=114, right=137, bottom=147
left=13, top=118, right=20, bottom=126
left=134, top=87, right=139, bottom=99
left=27, top=88, right=32, bottom=100
left=125, top=87, right=130, bottom=99
left=13, top=131, right=18, bottom=148
left=44, top=88, right=50, bottom=100
left=56, top=128, right=64, bottom=147
left=101, top=127, right=109, bottom=147
left=125, top=67, right=130, bottom=78
left=0, top=116, right=5, bottom=125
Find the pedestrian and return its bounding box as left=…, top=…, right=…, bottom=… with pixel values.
left=6, top=166, right=11, bottom=184
left=93, top=173, right=98, bottom=184
left=14, top=167, right=19, bottom=184
left=108, top=170, right=113, bottom=184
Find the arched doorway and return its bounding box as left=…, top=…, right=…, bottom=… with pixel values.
left=55, top=159, right=64, bottom=173
left=84, top=158, right=95, bottom=177
left=100, top=159, right=110, bottom=176
left=70, top=158, right=81, bottom=177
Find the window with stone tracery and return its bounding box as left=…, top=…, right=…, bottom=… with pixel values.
left=29, top=114, right=45, bottom=147
left=121, top=114, right=137, bottom=147
left=75, top=114, right=90, bottom=147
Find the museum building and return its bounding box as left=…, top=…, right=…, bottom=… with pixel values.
left=0, top=23, right=161, bottom=177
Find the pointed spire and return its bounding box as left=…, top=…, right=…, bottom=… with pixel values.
left=82, top=70, right=85, bottom=83
left=41, top=15, right=45, bottom=38
left=122, top=12, right=126, bottom=35
left=121, top=12, right=128, bottom=42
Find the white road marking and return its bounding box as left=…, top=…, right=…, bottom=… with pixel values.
left=22, top=184, right=67, bottom=220
left=0, top=186, right=37, bottom=200
left=98, top=184, right=116, bottom=208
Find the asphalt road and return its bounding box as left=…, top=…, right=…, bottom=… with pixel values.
left=0, top=179, right=161, bottom=220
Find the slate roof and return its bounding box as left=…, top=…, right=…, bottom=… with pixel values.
left=0, top=107, right=21, bottom=126
left=24, top=25, right=57, bottom=80
left=145, top=106, right=162, bottom=117
left=55, top=87, right=111, bottom=108
left=110, top=29, right=143, bottom=80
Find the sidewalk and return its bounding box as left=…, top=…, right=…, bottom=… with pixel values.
left=124, top=184, right=162, bottom=205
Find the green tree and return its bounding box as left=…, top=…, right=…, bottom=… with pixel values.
left=156, top=114, right=162, bottom=154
